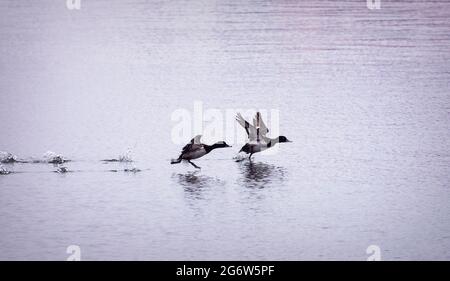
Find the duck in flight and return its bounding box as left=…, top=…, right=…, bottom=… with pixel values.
left=236, top=112, right=291, bottom=160
left=171, top=135, right=231, bottom=169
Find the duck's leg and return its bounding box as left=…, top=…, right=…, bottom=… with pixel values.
left=248, top=153, right=254, bottom=161
left=170, top=157, right=182, bottom=164
left=188, top=160, right=201, bottom=169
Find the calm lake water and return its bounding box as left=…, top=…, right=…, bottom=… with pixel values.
left=1, top=0, right=450, bottom=260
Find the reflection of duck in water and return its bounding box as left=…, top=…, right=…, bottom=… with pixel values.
left=239, top=161, right=285, bottom=189
left=171, top=135, right=231, bottom=169
left=173, top=172, right=225, bottom=198
left=236, top=112, right=291, bottom=160
left=174, top=171, right=210, bottom=188
left=175, top=171, right=225, bottom=188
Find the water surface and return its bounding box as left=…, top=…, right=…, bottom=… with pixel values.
left=1, top=0, right=450, bottom=260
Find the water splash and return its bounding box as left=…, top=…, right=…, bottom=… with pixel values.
left=233, top=153, right=248, bottom=162
left=0, top=165, right=11, bottom=175
left=0, top=151, right=18, bottom=163
left=108, top=167, right=141, bottom=173
left=55, top=167, right=69, bottom=173
left=124, top=167, right=141, bottom=173
left=41, top=151, right=68, bottom=164
left=102, top=149, right=133, bottom=162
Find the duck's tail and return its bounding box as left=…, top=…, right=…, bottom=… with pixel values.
left=239, top=143, right=251, bottom=154
left=170, top=157, right=182, bottom=164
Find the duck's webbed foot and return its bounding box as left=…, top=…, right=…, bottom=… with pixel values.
left=188, top=160, right=201, bottom=169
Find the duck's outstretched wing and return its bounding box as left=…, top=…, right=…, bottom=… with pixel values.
left=181, top=135, right=203, bottom=154
left=236, top=113, right=259, bottom=141
left=191, top=135, right=202, bottom=144
left=253, top=112, right=269, bottom=137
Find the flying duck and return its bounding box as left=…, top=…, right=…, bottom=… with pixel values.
left=171, top=135, right=231, bottom=169
left=236, top=112, right=291, bottom=160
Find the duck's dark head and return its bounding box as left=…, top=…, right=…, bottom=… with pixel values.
left=205, top=141, right=231, bottom=153
left=278, top=136, right=292, bottom=143
left=214, top=141, right=232, bottom=148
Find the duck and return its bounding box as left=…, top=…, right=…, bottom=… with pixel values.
left=236, top=112, right=291, bottom=160
left=171, top=135, right=231, bottom=169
